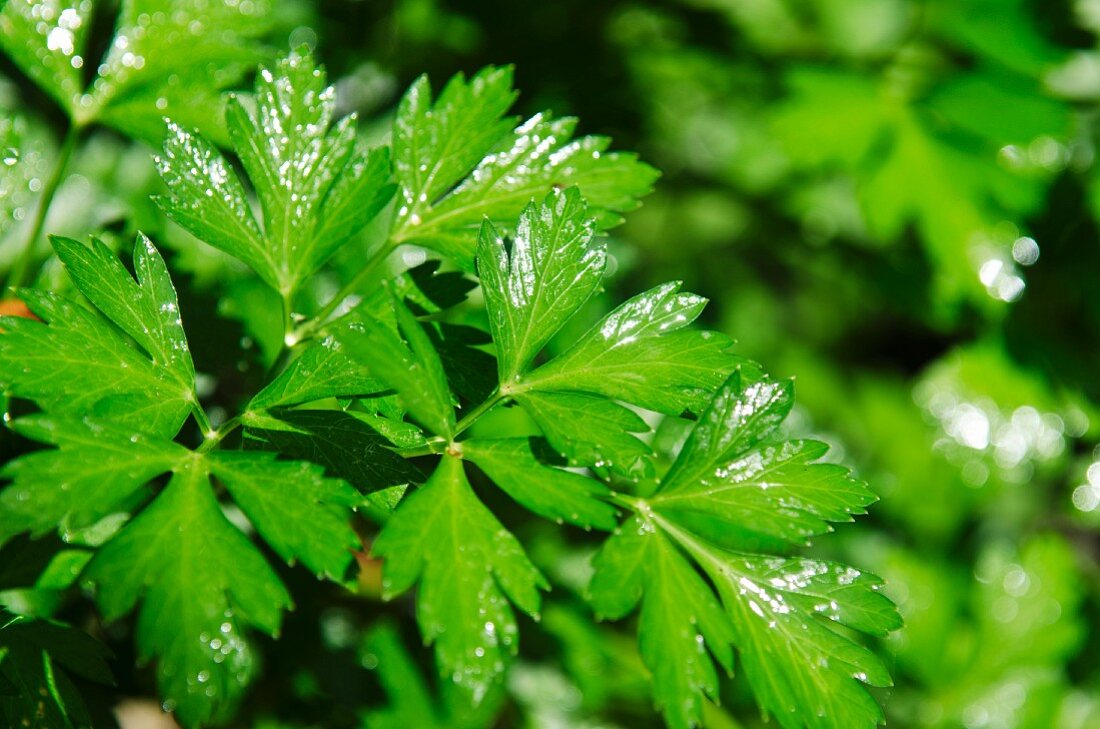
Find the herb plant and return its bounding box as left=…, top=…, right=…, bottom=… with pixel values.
left=0, top=5, right=899, bottom=728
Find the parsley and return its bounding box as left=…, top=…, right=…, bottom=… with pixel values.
left=0, top=41, right=897, bottom=729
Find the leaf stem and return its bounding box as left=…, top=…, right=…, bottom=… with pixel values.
left=191, top=402, right=214, bottom=438
left=199, top=415, right=242, bottom=453
left=294, top=239, right=394, bottom=343
left=395, top=437, right=448, bottom=458
left=6, top=123, right=81, bottom=292
left=453, top=389, right=507, bottom=438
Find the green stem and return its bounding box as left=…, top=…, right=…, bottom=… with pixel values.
left=453, top=389, right=506, bottom=438
left=294, top=239, right=394, bottom=344
left=191, top=403, right=214, bottom=438
left=6, top=123, right=80, bottom=292
left=199, top=415, right=242, bottom=453
left=395, top=437, right=448, bottom=459
left=264, top=291, right=297, bottom=380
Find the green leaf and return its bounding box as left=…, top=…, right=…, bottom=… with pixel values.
left=156, top=48, right=394, bottom=295
left=51, top=234, right=195, bottom=398
left=515, top=390, right=653, bottom=478
left=248, top=331, right=384, bottom=412
left=655, top=439, right=877, bottom=546
left=372, top=456, right=547, bottom=700
left=462, top=438, right=618, bottom=530
left=154, top=122, right=273, bottom=286
left=392, top=67, right=518, bottom=236
left=478, top=187, right=605, bottom=381
left=0, top=0, right=94, bottom=112
left=671, top=528, right=897, bottom=729
left=391, top=67, right=658, bottom=267
left=660, top=373, right=793, bottom=494
left=0, top=610, right=114, bottom=729
left=84, top=461, right=290, bottom=728
left=339, top=296, right=456, bottom=437
left=2, top=414, right=360, bottom=725
left=87, top=0, right=271, bottom=141
left=587, top=374, right=898, bottom=729
left=588, top=516, right=735, bottom=729
left=360, top=622, right=502, bottom=729
left=651, top=374, right=876, bottom=548
left=0, top=0, right=271, bottom=141
left=522, top=282, right=743, bottom=414
left=207, top=451, right=360, bottom=581
left=242, top=409, right=424, bottom=494
left=0, top=236, right=197, bottom=439
left=0, top=415, right=187, bottom=545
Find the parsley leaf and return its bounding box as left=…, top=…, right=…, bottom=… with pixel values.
left=0, top=610, right=114, bottom=729
left=0, top=0, right=271, bottom=141
left=589, top=373, right=899, bottom=729
left=372, top=455, right=547, bottom=701
left=478, top=187, right=605, bottom=382
left=514, top=391, right=653, bottom=478
left=155, top=47, right=394, bottom=297
left=0, top=415, right=187, bottom=544
left=0, top=235, right=196, bottom=438
left=521, top=282, right=744, bottom=415
left=391, top=68, right=658, bottom=267
left=462, top=438, right=618, bottom=530
left=1, top=411, right=363, bottom=726
left=85, top=460, right=289, bottom=727
left=340, top=295, right=456, bottom=438
left=588, top=517, right=735, bottom=729
left=207, top=451, right=360, bottom=581
left=248, top=331, right=383, bottom=411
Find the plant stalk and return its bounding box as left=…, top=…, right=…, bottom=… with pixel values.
left=295, top=239, right=394, bottom=343
left=6, top=123, right=80, bottom=292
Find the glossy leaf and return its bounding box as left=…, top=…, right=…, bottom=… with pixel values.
left=156, top=48, right=394, bottom=294
left=52, top=234, right=195, bottom=397
left=587, top=373, right=898, bottom=729
left=391, top=67, right=657, bottom=267
left=0, top=236, right=197, bottom=439
left=154, top=122, right=274, bottom=287
left=392, top=67, right=517, bottom=238
left=523, top=282, right=743, bottom=414
left=660, top=374, right=792, bottom=492
left=656, top=439, right=877, bottom=545
left=675, top=531, right=898, bottom=729
left=588, top=516, right=735, bottom=729
left=85, top=462, right=290, bottom=728
left=515, top=390, right=653, bottom=477
left=242, top=409, right=424, bottom=494
left=249, top=331, right=384, bottom=411
left=463, top=438, right=618, bottom=530
left=208, top=451, right=360, bottom=581
left=478, top=187, right=605, bottom=381
left=339, top=296, right=456, bottom=437
left=0, top=415, right=187, bottom=544
left=372, top=456, right=547, bottom=700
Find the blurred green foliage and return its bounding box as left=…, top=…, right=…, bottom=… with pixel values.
left=2, top=0, right=1100, bottom=728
